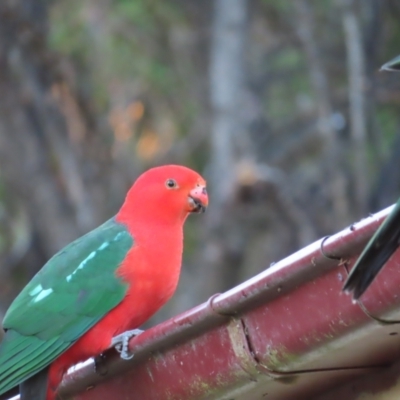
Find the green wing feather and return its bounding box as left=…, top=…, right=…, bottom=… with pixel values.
left=0, top=217, right=133, bottom=395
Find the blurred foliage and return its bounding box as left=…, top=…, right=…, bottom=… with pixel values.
left=49, top=0, right=198, bottom=137
left=2, top=0, right=400, bottom=323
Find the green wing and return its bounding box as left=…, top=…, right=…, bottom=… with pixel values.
left=0, top=217, right=133, bottom=395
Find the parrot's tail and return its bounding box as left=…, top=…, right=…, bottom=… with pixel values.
left=0, top=330, right=65, bottom=397
left=19, top=367, right=49, bottom=400
left=343, top=255, right=387, bottom=299
left=343, top=200, right=400, bottom=299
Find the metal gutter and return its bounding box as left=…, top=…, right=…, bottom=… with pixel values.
left=6, top=205, right=400, bottom=399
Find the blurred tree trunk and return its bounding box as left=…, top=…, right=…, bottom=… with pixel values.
left=0, top=0, right=115, bottom=311
left=372, top=119, right=400, bottom=211
left=294, top=0, right=351, bottom=228
left=340, top=0, right=369, bottom=216
left=209, top=0, right=249, bottom=212
left=196, top=0, right=249, bottom=300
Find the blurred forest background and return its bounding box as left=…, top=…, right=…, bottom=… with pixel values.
left=1, top=0, right=400, bottom=327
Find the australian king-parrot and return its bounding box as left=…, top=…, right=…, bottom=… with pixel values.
left=343, top=55, right=400, bottom=299
left=0, top=164, right=208, bottom=399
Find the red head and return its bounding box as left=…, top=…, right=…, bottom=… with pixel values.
left=117, top=165, right=208, bottom=226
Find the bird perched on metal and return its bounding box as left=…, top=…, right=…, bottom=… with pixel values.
left=343, top=55, right=400, bottom=299
left=0, top=164, right=208, bottom=400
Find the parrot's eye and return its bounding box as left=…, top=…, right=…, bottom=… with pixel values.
left=165, top=179, right=178, bottom=189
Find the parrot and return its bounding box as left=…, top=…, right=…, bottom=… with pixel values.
left=0, top=164, right=208, bottom=400
left=343, top=55, right=400, bottom=299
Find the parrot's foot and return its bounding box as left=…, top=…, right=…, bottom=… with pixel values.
left=111, top=329, right=144, bottom=360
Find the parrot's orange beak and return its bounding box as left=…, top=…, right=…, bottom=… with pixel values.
left=188, top=184, right=208, bottom=213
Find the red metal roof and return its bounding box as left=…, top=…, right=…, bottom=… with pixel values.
left=5, top=205, right=400, bottom=399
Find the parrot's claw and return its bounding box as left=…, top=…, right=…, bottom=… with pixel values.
left=111, top=329, right=144, bottom=360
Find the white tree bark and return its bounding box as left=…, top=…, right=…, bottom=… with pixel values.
left=209, top=0, right=248, bottom=214
left=341, top=0, right=368, bottom=215
left=294, top=0, right=351, bottom=227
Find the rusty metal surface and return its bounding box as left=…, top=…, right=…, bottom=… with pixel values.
left=313, top=356, right=400, bottom=400
left=6, top=205, right=400, bottom=399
